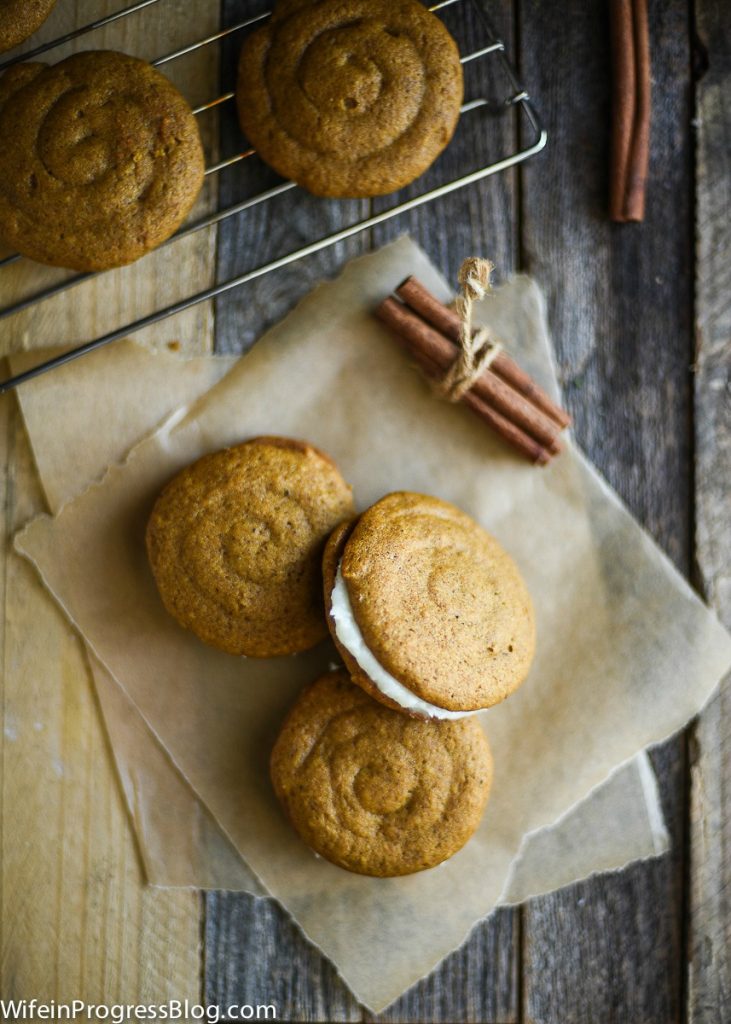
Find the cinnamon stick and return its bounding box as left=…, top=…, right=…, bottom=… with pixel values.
left=609, top=0, right=651, bottom=222
left=378, top=301, right=551, bottom=465
left=376, top=297, right=559, bottom=461
left=396, top=275, right=572, bottom=429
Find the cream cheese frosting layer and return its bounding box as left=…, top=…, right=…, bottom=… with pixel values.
left=330, top=564, right=471, bottom=720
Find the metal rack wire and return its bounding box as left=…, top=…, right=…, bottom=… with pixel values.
left=0, top=0, right=546, bottom=392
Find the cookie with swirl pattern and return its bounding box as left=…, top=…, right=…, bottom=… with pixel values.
left=0, top=50, right=204, bottom=270
left=236, top=0, right=464, bottom=198
left=270, top=670, right=493, bottom=876
left=146, top=437, right=355, bottom=658
left=323, top=492, right=535, bottom=717
left=0, top=0, right=56, bottom=54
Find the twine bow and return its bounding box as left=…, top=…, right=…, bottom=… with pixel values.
left=433, top=256, right=503, bottom=401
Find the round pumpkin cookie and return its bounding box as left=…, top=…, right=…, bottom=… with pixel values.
left=146, top=437, right=354, bottom=658
left=271, top=670, right=493, bottom=876
left=0, top=61, right=44, bottom=109
left=236, top=0, right=464, bottom=198
left=324, top=492, right=535, bottom=718
left=0, top=0, right=56, bottom=54
left=0, top=50, right=205, bottom=271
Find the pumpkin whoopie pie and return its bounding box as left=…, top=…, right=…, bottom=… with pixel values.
left=147, top=436, right=354, bottom=658
left=324, top=491, right=535, bottom=718
left=270, top=670, right=493, bottom=876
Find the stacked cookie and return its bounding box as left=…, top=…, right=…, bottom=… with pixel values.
left=147, top=436, right=535, bottom=877
left=324, top=492, right=535, bottom=718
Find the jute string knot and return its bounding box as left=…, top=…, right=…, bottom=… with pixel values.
left=435, top=256, right=503, bottom=402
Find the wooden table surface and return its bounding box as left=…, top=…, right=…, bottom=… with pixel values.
left=1, top=1, right=728, bottom=1022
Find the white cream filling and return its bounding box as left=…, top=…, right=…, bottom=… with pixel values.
left=330, top=564, right=470, bottom=720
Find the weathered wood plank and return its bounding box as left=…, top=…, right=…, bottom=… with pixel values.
left=204, top=1, right=370, bottom=1020
left=0, top=403, right=202, bottom=1005
left=0, top=0, right=221, bottom=1006
left=369, top=4, right=521, bottom=1019
left=519, top=0, right=693, bottom=1020
left=363, top=911, right=517, bottom=1024
left=204, top=2, right=520, bottom=1020
left=371, top=0, right=519, bottom=286
left=688, top=1, right=731, bottom=1020
left=205, top=893, right=363, bottom=1023
left=205, top=893, right=518, bottom=1024
left=212, top=0, right=369, bottom=353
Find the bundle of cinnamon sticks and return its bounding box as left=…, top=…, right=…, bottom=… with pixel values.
left=376, top=276, right=571, bottom=465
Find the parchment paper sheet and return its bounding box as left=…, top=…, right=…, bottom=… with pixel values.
left=15, top=238, right=731, bottom=1010
left=10, top=319, right=669, bottom=898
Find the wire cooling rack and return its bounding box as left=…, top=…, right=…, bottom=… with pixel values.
left=0, top=0, right=546, bottom=392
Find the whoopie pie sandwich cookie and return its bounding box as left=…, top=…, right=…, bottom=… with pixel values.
left=0, top=50, right=204, bottom=271
left=324, top=491, right=535, bottom=719
left=146, top=437, right=354, bottom=658
left=0, top=0, right=56, bottom=54
left=236, top=0, right=464, bottom=198
left=270, top=670, right=493, bottom=876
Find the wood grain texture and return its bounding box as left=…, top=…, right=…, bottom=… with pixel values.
left=205, top=893, right=518, bottom=1024
left=371, top=0, right=519, bottom=286
left=212, top=0, right=368, bottom=353
left=688, top=1, right=731, bottom=1020
left=204, top=2, right=521, bottom=1020
left=367, top=6, right=523, bottom=1014
left=518, top=0, right=693, bottom=1020
left=0, top=0, right=221, bottom=1006
left=204, top=0, right=370, bottom=1019
left=205, top=893, right=363, bottom=1023
left=0, top=408, right=201, bottom=1005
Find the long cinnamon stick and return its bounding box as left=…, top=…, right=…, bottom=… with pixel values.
left=396, top=275, right=571, bottom=429
left=376, top=297, right=558, bottom=460
left=609, top=0, right=651, bottom=222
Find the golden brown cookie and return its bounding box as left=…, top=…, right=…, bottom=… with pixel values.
left=0, top=50, right=204, bottom=271
left=0, top=61, right=44, bottom=109
left=147, top=437, right=354, bottom=658
left=271, top=670, right=493, bottom=876
left=236, top=0, right=464, bottom=198
left=324, top=492, right=535, bottom=717
left=0, top=0, right=56, bottom=53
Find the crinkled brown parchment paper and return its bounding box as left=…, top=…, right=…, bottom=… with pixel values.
left=14, top=238, right=731, bottom=1010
